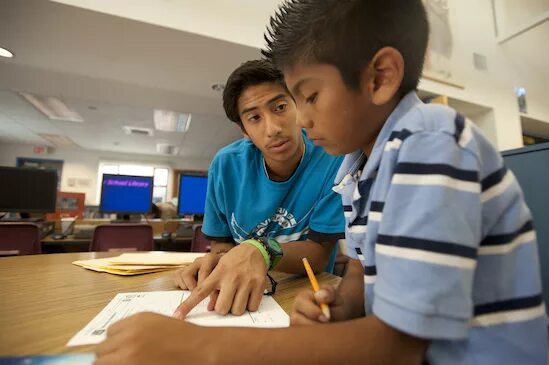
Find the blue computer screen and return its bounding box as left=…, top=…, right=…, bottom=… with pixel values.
left=178, top=175, right=207, bottom=215
left=100, top=174, right=153, bottom=214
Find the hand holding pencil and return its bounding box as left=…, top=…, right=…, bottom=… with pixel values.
left=302, top=257, right=331, bottom=321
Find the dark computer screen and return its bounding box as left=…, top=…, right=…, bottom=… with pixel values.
left=99, top=174, right=153, bottom=214
left=502, top=142, right=549, bottom=310
left=0, top=166, right=58, bottom=213
left=177, top=174, right=207, bottom=215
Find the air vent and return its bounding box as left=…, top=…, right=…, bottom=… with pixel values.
left=122, top=126, right=154, bottom=136
left=156, top=143, right=179, bottom=155
left=473, top=53, right=488, bottom=71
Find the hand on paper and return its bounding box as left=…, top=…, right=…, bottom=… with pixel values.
left=173, top=243, right=268, bottom=318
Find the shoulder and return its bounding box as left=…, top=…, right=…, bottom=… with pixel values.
left=211, top=138, right=260, bottom=168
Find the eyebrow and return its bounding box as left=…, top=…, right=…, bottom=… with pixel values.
left=239, top=93, right=288, bottom=116
left=290, top=78, right=312, bottom=97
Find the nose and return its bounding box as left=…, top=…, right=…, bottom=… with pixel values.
left=296, top=107, right=313, bottom=129
left=265, top=114, right=283, bottom=137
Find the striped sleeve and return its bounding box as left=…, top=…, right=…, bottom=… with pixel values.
left=373, top=131, right=482, bottom=340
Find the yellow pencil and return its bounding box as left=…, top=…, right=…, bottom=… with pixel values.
left=302, top=257, right=331, bottom=321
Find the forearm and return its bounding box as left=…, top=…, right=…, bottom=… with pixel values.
left=337, top=258, right=366, bottom=319
left=274, top=240, right=336, bottom=274
left=208, top=316, right=428, bottom=365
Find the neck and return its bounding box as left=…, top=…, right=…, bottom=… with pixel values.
left=265, top=138, right=304, bottom=182
left=361, top=97, right=400, bottom=156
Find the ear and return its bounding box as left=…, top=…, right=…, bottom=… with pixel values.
left=239, top=124, right=249, bottom=138
left=360, top=47, right=404, bottom=106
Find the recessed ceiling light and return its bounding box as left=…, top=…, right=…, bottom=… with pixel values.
left=153, top=109, right=191, bottom=133
left=0, top=47, right=14, bottom=58
left=38, top=133, right=79, bottom=148
left=20, top=92, right=84, bottom=122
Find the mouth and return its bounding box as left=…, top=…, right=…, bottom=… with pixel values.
left=267, top=138, right=291, bottom=152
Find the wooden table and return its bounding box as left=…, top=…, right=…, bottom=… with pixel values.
left=0, top=252, right=340, bottom=356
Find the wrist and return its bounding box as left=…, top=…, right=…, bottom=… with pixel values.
left=241, top=239, right=270, bottom=270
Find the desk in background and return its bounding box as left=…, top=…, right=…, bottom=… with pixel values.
left=41, top=235, right=193, bottom=253
left=0, top=252, right=340, bottom=356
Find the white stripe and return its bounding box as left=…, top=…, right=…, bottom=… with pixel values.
left=274, top=229, right=308, bottom=243
left=349, top=225, right=367, bottom=234
left=357, top=254, right=365, bottom=261
left=384, top=138, right=402, bottom=151
left=458, top=119, right=474, bottom=147
left=481, top=170, right=514, bottom=203
left=344, top=211, right=352, bottom=218
left=479, top=231, right=536, bottom=255
left=392, top=173, right=480, bottom=194
left=333, top=174, right=353, bottom=193
left=369, top=212, right=382, bottom=222
left=471, top=303, right=546, bottom=327
left=364, top=275, right=377, bottom=284
left=353, top=185, right=361, bottom=200
left=376, top=244, right=477, bottom=270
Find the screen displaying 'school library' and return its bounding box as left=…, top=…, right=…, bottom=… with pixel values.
left=99, top=174, right=154, bottom=214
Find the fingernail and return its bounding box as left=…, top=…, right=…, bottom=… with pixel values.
left=318, top=315, right=328, bottom=323
left=315, top=289, right=328, bottom=300
left=173, top=310, right=182, bottom=319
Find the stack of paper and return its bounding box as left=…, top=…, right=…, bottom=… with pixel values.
left=67, top=291, right=290, bottom=346
left=73, top=252, right=205, bottom=276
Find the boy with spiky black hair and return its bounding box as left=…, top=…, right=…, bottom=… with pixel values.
left=95, top=1, right=547, bottom=364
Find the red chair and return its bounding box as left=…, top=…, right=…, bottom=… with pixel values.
left=191, top=224, right=211, bottom=253
left=0, top=223, right=41, bottom=256
left=91, top=224, right=154, bottom=252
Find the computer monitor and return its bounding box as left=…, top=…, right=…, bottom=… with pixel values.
left=502, top=142, right=549, bottom=312
left=0, top=166, right=57, bottom=213
left=177, top=174, right=207, bottom=216
left=99, top=174, right=153, bottom=215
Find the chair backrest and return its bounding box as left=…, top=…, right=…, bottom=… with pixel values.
left=191, top=224, right=211, bottom=253
left=91, top=224, right=154, bottom=252
left=0, top=223, right=41, bottom=256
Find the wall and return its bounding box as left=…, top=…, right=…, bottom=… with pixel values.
left=0, top=142, right=210, bottom=205
left=51, top=0, right=549, bottom=151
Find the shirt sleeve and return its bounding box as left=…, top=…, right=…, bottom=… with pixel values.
left=373, top=131, right=481, bottom=340
left=201, top=156, right=234, bottom=242
left=308, top=158, right=346, bottom=242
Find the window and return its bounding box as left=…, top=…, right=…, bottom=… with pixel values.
left=97, top=162, right=169, bottom=205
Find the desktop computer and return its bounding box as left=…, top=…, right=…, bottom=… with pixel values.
left=0, top=166, right=57, bottom=221
left=99, top=174, right=154, bottom=222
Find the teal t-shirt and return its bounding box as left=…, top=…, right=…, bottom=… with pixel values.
left=203, top=130, right=345, bottom=246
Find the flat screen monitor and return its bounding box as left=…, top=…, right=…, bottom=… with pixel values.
left=177, top=174, right=207, bottom=216
left=0, top=166, right=57, bottom=213
left=502, top=142, right=549, bottom=312
left=99, top=174, right=153, bottom=214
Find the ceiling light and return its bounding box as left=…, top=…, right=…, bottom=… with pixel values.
left=154, top=109, right=191, bottom=133
left=38, top=133, right=79, bottom=148
left=20, top=92, right=84, bottom=122
left=0, top=47, right=14, bottom=58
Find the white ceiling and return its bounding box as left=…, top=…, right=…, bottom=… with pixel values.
left=0, top=0, right=259, bottom=159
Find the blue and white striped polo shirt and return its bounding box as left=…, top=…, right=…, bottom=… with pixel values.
left=334, top=92, right=548, bottom=364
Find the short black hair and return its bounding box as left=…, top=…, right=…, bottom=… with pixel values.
left=222, top=59, right=286, bottom=126
left=262, top=0, right=429, bottom=95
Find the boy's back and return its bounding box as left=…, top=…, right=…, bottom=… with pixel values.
left=334, top=91, right=548, bottom=364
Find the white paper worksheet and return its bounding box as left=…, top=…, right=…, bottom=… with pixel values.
left=67, top=291, right=289, bottom=346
